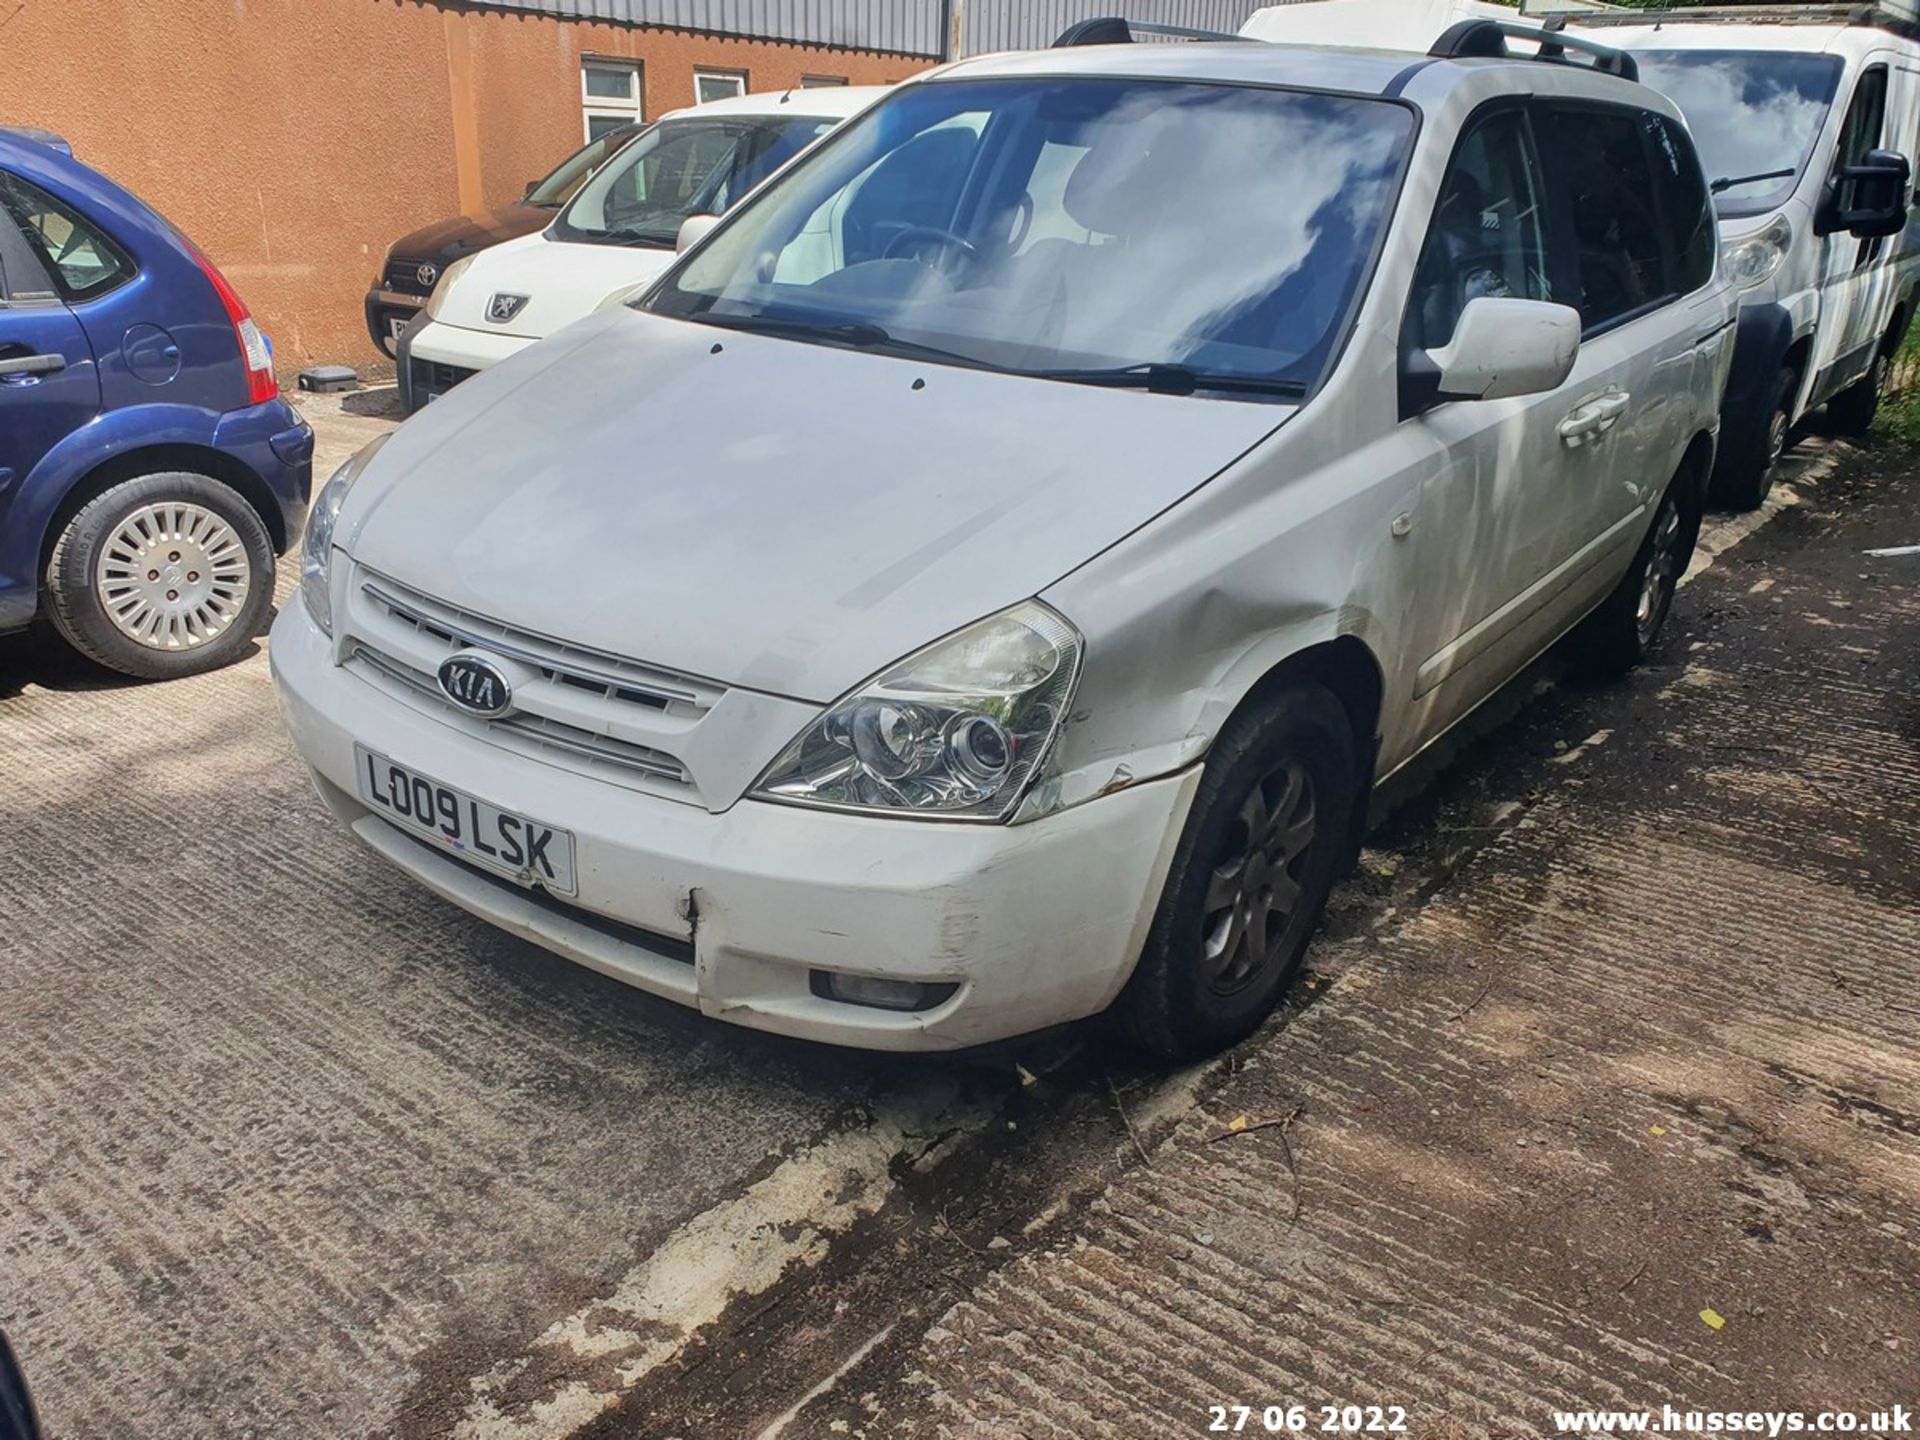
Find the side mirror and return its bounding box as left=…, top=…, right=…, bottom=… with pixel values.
left=1822, top=148, right=1911, bottom=238
left=522, top=179, right=541, bottom=200
left=1403, top=297, right=1582, bottom=413
left=676, top=214, right=721, bottom=254
left=0, top=1332, right=44, bottom=1440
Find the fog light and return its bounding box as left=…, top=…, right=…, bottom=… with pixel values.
left=811, top=971, right=960, bottom=1012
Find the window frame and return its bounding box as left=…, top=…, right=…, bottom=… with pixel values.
left=0, top=169, right=135, bottom=304
left=800, top=75, right=849, bottom=88
left=694, top=69, right=749, bottom=106
left=1399, top=98, right=1569, bottom=379
left=581, top=57, right=644, bottom=144
left=1533, top=97, right=1685, bottom=340
left=1649, top=112, right=1716, bottom=300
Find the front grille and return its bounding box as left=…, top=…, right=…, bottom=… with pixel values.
left=384, top=257, right=441, bottom=297
left=343, top=568, right=727, bottom=802
left=409, top=356, right=475, bottom=398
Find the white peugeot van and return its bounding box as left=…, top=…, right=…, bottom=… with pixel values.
left=396, top=85, right=885, bottom=412
left=1562, top=4, right=1920, bottom=507
left=275, top=23, right=1738, bottom=1057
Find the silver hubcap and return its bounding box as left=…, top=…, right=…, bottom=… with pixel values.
left=1636, top=495, right=1683, bottom=645
left=96, top=502, right=252, bottom=652
left=1765, top=409, right=1788, bottom=473
left=1202, top=761, right=1317, bottom=995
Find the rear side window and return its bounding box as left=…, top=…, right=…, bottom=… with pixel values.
left=1536, top=106, right=1666, bottom=332
left=1404, top=107, right=1556, bottom=351
left=1651, top=115, right=1715, bottom=294
left=0, top=171, right=135, bottom=300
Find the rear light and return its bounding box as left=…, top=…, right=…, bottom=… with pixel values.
left=183, top=238, right=278, bottom=405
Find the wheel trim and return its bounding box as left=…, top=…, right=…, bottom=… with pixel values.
left=1635, top=494, right=1684, bottom=645
left=1200, top=760, right=1317, bottom=995
left=95, top=501, right=253, bottom=653
left=1764, top=407, right=1788, bottom=474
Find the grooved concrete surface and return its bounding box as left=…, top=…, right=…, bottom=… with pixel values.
left=0, top=391, right=966, bottom=1439
left=803, top=452, right=1920, bottom=1435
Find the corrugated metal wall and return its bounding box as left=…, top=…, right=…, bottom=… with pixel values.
left=462, top=0, right=1271, bottom=58
left=960, top=0, right=1267, bottom=56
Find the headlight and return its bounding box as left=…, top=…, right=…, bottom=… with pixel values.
left=300, top=434, right=389, bottom=637
left=752, top=601, right=1082, bottom=822
left=423, top=254, right=475, bottom=320
left=1721, top=215, right=1791, bottom=290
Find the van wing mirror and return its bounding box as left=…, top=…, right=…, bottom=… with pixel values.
left=1404, top=297, right=1582, bottom=413
left=676, top=214, right=721, bottom=254
left=1822, top=148, right=1911, bottom=238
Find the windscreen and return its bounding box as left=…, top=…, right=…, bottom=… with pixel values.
left=644, top=77, right=1415, bottom=399
left=553, top=114, right=839, bottom=248
left=525, top=128, right=634, bottom=208
left=1631, top=50, right=1843, bottom=216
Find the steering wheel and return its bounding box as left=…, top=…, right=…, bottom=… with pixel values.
left=881, top=225, right=978, bottom=272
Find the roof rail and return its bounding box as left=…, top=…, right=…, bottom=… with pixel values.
left=1051, top=16, right=1251, bottom=46
left=1533, top=1, right=1917, bottom=33
left=1429, top=17, right=1640, bottom=80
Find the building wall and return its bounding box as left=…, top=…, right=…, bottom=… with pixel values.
left=1, top=0, right=926, bottom=375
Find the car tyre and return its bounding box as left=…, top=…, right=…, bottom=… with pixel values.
left=1569, top=469, right=1699, bottom=681
left=46, top=472, right=275, bottom=680
left=1116, top=682, right=1358, bottom=1061
left=1708, top=367, right=1792, bottom=512
left=1825, top=347, right=1890, bottom=439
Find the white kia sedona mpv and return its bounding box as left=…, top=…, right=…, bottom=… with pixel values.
left=274, top=22, right=1736, bottom=1058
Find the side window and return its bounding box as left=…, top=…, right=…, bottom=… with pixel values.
left=1405, top=108, right=1553, bottom=352
left=1536, top=107, right=1667, bottom=332
left=0, top=178, right=59, bottom=305
left=0, top=171, right=134, bottom=301
left=1838, top=66, right=1888, bottom=166
left=1652, top=114, right=1714, bottom=294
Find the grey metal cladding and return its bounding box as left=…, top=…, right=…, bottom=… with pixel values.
left=461, top=0, right=947, bottom=56
left=962, top=0, right=1267, bottom=55
left=460, top=0, right=1268, bottom=58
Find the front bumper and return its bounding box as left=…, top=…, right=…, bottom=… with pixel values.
left=269, top=600, right=1198, bottom=1050
left=396, top=320, right=536, bottom=413
left=364, top=288, right=427, bottom=358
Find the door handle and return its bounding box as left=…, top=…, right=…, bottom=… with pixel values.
left=1559, top=392, right=1629, bottom=446
left=0, top=352, right=68, bottom=380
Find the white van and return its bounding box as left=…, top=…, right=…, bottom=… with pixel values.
left=1567, top=4, right=1920, bottom=506
left=276, top=24, right=1735, bottom=1057
left=397, top=86, right=886, bottom=412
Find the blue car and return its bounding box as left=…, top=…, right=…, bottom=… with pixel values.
left=0, top=127, right=312, bottom=678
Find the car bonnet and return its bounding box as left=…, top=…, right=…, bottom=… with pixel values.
left=342, top=308, right=1294, bottom=703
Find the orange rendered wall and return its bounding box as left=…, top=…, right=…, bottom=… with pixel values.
left=2, top=0, right=927, bottom=374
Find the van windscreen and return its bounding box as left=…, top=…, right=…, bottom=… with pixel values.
left=1631, top=50, right=1843, bottom=217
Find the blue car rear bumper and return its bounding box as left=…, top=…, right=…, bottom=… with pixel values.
left=212, top=396, right=314, bottom=552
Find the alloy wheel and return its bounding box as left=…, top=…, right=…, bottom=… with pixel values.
left=95, top=501, right=253, bottom=652
left=1635, top=493, right=1684, bottom=647
left=1201, top=760, right=1317, bottom=994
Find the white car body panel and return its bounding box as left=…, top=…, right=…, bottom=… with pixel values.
left=408, top=85, right=890, bottom=376
left=1572, top=19, right=1920, bottom=426
left=278, top=43, right=1736, bottom=1049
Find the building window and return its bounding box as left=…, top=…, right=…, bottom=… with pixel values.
left=801, top=75, right=848, bottom=87
left=694, top=69, right=747, bottom=105
left=582, top=58, right=642, bottom=142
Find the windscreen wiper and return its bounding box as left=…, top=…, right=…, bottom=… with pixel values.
left=596, top=225, right=676, bottom=247
left=1021, top=361, right=1307, bottom=398
left=696, top=313, right=990, bottom=367
left=1710, top=167, right=1796, bottom=195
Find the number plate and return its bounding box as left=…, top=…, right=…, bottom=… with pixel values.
left=388, top=315, right=411, bottom=344
left=356, top=745, right=577, bottom=896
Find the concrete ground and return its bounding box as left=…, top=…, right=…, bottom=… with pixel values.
left=0, top=394, right=1913, bottom=1439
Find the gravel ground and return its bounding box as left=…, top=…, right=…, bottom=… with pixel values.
left=1, top=398, right=1910, bottom=1439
